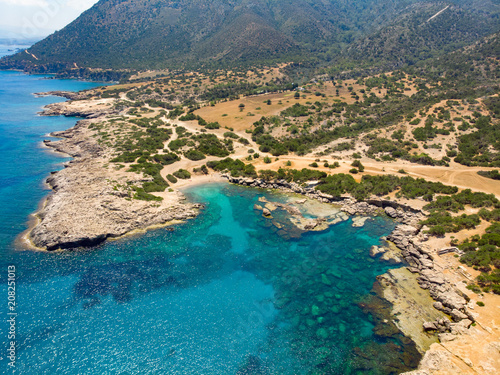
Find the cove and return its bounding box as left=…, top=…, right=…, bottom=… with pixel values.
left=5, top=181, right=417, bottom=374
left=0, top=60, right=419, bottom=374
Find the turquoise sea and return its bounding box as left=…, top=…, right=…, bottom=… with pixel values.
left=0, top=46, right=419, bottom=374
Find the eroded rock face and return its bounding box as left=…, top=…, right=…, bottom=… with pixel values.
left=41, top=102, right=119, bottom=118
left=30, top=119, right=200, bottom=250
left=39, top=95, right=119, bottom=119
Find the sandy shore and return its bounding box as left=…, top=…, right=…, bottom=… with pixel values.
left=174, top=173, right=226, bottom=189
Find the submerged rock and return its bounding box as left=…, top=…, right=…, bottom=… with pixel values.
left=311, top=305, right=321, bottom=316
left=370, top=245, right=387, bottom=257
left=262, top=208, right=272, bottom=217
left=316, top=328, right=329, bottom=339
left=321, top=274, right=332, bottom=286
left=352, top=216, right=370, bottom=228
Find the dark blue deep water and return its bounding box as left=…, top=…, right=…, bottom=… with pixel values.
left=0, top=47, right=418, bottom=374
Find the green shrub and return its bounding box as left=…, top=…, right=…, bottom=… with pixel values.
left=207, top=158, right=257, bottom=178
left=133, top=188, right=163, bottom=202
left=478, top=170, right=500, bottom=180
left=152, top=153, right=180, bottom=165
left=173, top=169, right=191, bottom=179
left=166, top=174, right=178, bottom=184
left=224, top=132, right=239, bottom=139
left=205, top=122, right=220, bottom=130
left=351, top=160, right=364, bottom=172
left=185, top=149, right=206, bottom=161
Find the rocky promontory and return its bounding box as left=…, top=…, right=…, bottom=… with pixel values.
left=34, top=90, right=92, bottom=101
left=28, top=105, right=201, bottom=251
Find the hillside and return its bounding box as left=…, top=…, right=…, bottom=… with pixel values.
left=0, top=0, right=498, bottom=76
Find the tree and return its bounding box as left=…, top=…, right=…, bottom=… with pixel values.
left=239, top=103, right=245, bottom=112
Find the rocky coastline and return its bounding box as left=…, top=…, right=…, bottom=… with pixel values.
left=27, top=101, right=202, bottom=251
left=34, top=90, right=91, bottom=101
left=224, top=175, right=484, bottom=374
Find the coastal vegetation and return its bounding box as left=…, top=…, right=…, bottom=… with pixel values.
left=478, top=170, right=500, bottom=180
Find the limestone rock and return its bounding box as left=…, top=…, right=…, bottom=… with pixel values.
left=423, top=321, right=437, bottom=331
left=438, top=292, right=467, bottom=311
left=352, top=216, right=370, bottom=227
left=385, top=206, right=398, bottom=218
left=370, top=245, right=386, bottom=257
left=450, top=309, right=469, bottom=322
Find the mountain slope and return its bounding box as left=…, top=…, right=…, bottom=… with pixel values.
left=347, top=1, right=500, bottom=69
left=0, top=0, right=498, bottom=74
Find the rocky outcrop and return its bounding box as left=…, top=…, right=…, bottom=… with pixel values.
left=40, top=101, right=119, bottom=118
left=224, top=176, right=424, bottom=223
left=34, top=90, right=92, bottom=101
left=387, top=223, right=475, bottom=336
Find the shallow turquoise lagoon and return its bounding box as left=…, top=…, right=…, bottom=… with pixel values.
left=0, top=63, right=418, bottom=374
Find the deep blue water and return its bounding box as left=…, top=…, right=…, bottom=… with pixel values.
left=0, top=47, right=416, bottom=374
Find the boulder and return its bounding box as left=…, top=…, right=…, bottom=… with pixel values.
left=450, top=309, right=469, bottom=322
left=370, top=245, right=387, bottom=257
left=438, top=291, right=467, bottom=311
left=423, top=321, right=437, bottom=331
left=385, top=206, right=398, bottom=218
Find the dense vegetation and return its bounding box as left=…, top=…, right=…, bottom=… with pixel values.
left=454, top=116, right=500, bottom=167
left=206, top=158, right=257, bottom=178
left=460, top=218, right=500, bottom=294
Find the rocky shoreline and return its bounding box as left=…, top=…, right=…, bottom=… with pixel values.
left=34, top=90, right=91, bottom=101
left=224, top=175, right=482, bottom=374
left=27, top=111, right=202, bottom=251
